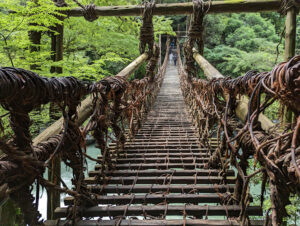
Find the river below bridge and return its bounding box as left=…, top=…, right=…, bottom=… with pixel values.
left=34, top=144, right=99, bottom=220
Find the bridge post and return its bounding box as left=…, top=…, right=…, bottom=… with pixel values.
left=47, top=11, right=65, bottom=220
left=283, top=6, right=297, bottom=124
left=284, top=7, right=297, bottom=62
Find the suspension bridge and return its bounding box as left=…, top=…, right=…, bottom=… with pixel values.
left=0, top=0, right=299, bottom=226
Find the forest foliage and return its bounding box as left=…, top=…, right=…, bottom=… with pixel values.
left=0, top=0, right=175, bottom=79
left=0, top=3, right=299, bottom=137
left=0, top=0, right=299, bottom=137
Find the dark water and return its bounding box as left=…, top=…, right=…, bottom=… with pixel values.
left=35, top=144, right=99, bottom=220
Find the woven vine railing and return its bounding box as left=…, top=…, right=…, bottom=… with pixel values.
left=178, top=41, right=300, bottom=225
left=0, top=40, right=170, bottom=225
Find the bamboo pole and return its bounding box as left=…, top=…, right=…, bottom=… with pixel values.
left=116, top=53, right=148, bottom=79
left=66, top=0, right=281, bottom=17
left=193, top=51, right=274, bottom=131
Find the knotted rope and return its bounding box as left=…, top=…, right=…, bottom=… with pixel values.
left=145, top=43, right=160, bottom=81
left=183, top=0, right=210, bottom=79
left=54, top=0, right=67, bottom=7
left=139, top=1, right=155, bottom=57
left=279, top=0, right=300, bottom=15
left=73, top=0, right=99, bottom=22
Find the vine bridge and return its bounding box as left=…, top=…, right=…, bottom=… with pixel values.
left=0, top=1, right=300, bottom=226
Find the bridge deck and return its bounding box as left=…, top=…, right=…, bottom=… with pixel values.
left=45, top=64, right=263, bottom=225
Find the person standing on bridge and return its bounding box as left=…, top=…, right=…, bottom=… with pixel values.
left=173, top=52, right=178, bottom=66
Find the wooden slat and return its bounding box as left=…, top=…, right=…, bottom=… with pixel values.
left=45, top=219, right=264, bottom=226
left=110, top=149, right=211, bottom=154
left=111, top=157, right=210, bottom=164
left=89, top=169, right=235, bottom=177
left=114, top=144, right=202, bottom=149
left=133, top=134, right=198, bottom=138
left=133, top=132, right=197, bottom=136
left=64, top=193, right=223, bottom=205
left=88, top=184, right=235, bottom=194
left=85, top=176, right=236, bottom=185
left=48, top=219, right=265, bottom=226
left=135, top=128, right=196, bottom=131
left=54, top=205, right=263, bottom=218
left=94, top=162, right=207, bottom=170
left=112, top=152, right=210, bottom=158
left=119, top=140, right=209, bottom=147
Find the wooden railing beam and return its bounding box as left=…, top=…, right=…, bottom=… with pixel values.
left=66, top=0, right=281, bottom=17
left=33, top=52, right=148, bottom=145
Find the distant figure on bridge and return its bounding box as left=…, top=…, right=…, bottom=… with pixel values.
left=173, top=52, right=178, bottom=66
left=169, top=52, right=173, bottom=62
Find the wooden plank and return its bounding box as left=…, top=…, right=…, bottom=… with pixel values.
left=94, top=163, right=207, bottom=170
left=125, top=137, right=212, bottom=141
left=119, top=143, right=217, bottom=147
left=84, top=176, right=236, bottom=185
left=97, top=153, right=210, bottom=159
left=121, top=145, right=202, bottom=149
left=131, top=132, right=196, bottom=135
left=193, top=51, right=274, bottom=131
left=54, top=205, right=263, bottom=218
left=133, top=128, right=196, bottom=132
left=89, top=169, right=235, bottom=177
left=120, top=141, right=208, bottom=146
left=45, top=219, right=264, bottom=226
left=66, top=0, right=281, bottom=17
left=120, top=144, right=216, bottom=147
left=120, top=141, right=206, bottom=145
left=64, top=193, right=223, bottom=205
left=107, top=149, right=212, bottom=154
left=132, top=134, right=198, bottom=138
left=88, top=184, right=235, bottom=194
left=138, top=124, right=193, bottom=127
left=111, top=157, right=210, bottom=164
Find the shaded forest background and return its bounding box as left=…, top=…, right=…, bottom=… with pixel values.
left=0, top=0, right=300, bottom=224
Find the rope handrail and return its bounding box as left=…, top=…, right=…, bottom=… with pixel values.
left=139, top=0, right=155, bottom=57
left=183, top=0, right=209, bottom=79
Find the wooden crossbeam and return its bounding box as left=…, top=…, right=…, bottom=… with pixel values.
left=88, top=169, right=235, bottom=177
left=67, top=0, right=281, bottom=17
left=88, top=184, right=235, bottom=194
left=45, top=219, right=265, bottom=226
left=54, top=205, right=263, bottom=218
left=64, top=193, right=224, bottom=205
